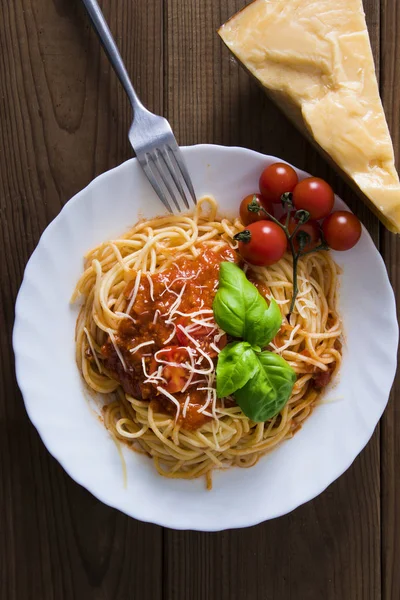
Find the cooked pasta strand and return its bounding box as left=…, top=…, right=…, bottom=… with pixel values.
left=73, top=196, right=342, bottom=488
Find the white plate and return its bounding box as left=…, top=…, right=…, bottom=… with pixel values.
left=13, top=145, right=398, bottom=531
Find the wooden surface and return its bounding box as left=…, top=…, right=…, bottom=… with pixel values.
left=0, top=0, right=398, bottom=598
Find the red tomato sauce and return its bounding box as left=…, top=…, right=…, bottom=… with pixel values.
left=247, top=270, right=270, bottom=298
left=101, top=244, right=237, bottom=430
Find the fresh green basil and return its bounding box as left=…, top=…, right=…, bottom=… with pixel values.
left=234, top=351, right=296, bottom=422
left=216, top=341, right=259, bottom=398
left=212, top=262, right=282, bottom=348
left=213, top=262, right=295, bottom=423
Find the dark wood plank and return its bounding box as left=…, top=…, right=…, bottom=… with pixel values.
left=164, top=1, right=382, bottom=599
left=2, top=0, right=397, bottom=598
left=0, top=1, right=163, bottom=598
left=380, top=0, right=400, bottom=598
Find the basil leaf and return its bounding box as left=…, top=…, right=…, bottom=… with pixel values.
left=248, top=295, right=282, bottom=349
left=213, top=262, right=251, bottom=339
left=216, top=342, right=259, bottom=398
left=213, top=262, right=282, bottom=347
left=234, top=351, right=296, bottom=422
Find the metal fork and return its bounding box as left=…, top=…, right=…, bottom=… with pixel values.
left=82, top=0, right=196, bottom=213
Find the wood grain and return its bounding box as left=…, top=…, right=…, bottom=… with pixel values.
left=0, top=0, right=398, bottom=598
left=380, top=1, right=400, bottom=598
left=164, top=0, right=382, bottom=599
left=0, top=1, right=163, bottom=599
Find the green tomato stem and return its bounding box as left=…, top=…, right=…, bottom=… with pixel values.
left=288, top=237, right=299, bottom=315
left=285, top=207, right=292, bottom=229
left=255, top=205, right=288, bottom=233
left=234, top=229, right=252, bottom=243
left=290, top=220, right=303, bottom=240
left=245, top=203, right=327, bottom=316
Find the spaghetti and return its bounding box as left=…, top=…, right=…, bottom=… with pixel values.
left=73, top=197, right=342, bottom=488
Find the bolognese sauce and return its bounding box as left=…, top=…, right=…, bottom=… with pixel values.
left=101, top=244, right=237, bottom=430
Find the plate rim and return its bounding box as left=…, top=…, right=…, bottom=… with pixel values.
left=13, top=143, right=399, bottom=530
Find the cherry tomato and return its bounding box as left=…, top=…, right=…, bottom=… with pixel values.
left=322, top=211, right=362, bottom=251
left=236, top=221, right=287, bottom=266
left=152, top=346, right=189, bottom=393
left=279, top=214, right=320, bottom=252
left=239, top=193, right=273, bottom=226
left=163, top=364, right=187, bottom=393
left=259, top=163, right=299, bottom=204
left=175, top=317, right=227, bottom=357
left=292, top=177, right=334, bottom=220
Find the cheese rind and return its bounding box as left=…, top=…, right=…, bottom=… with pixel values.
left=219, top=0, right=400, bottom=232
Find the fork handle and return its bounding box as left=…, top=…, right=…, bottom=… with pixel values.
left=81, top=0, right=143, bottom=112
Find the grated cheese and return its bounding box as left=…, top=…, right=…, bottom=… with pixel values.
left=108, top=330, right=127, bottom=372
left=189, top=379, right=208, bottom=386
left=163, top=324, right=177, bottom=345
left=141, top=356, right=153, bottom=379
left=210, top=342, right=221, bottom=354
left=129, top=340, right=155, bottom=354
left=160, top=284, right=179, bottom=298
left=154, top=346, right=213, bottom=377
left=177, top=323, right=215, bottom=373
left=154, top=346, right=190, bottom=363
left=174, top=309, right=213, bottom=319
left=144, top=364, right=168, bottom=385
left=181, top=347, right=196, bottom=392
left=160, top=270, right=200, bottom=296
left=115, top=311, right=137, bottom=324
left=191, top=315, right=214, bottom=323
left=166, top=283, right=187, bottom=320
left=197, top=387, right=212, bottom=413
left=157, top=386, right=180, bottom=421
left=267, top=294, right=289, bottom=306
left=186, top=320, right=215, bottom=332
left=182, top=395, right=191, bottom=418
left=83, top=327, right=102, bottom=374
left=213, top=330, right=226, bottom=343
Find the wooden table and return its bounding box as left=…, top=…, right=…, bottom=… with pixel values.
left=1, top=1, right=399, bottom=598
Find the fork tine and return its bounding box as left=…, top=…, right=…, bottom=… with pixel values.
left=151, top=151, right=181, bottom=212
left=166, top=145, right=197, bottom=205
left=140, top=156, right=173, bottom=213
left=159, top=149, right=190, bottom=210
